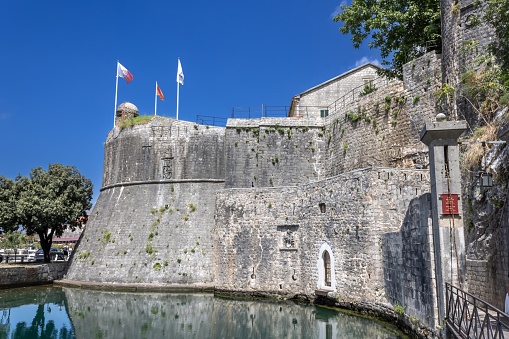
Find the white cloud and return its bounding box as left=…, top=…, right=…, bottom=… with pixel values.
left=330, top=2, right=347, bottom=19
left=354, top=57, right=381, bottom=67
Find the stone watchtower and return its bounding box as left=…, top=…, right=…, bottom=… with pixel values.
left=420, top=116, right=467, bottom=324
left=115, top=102, right=139, bottom=127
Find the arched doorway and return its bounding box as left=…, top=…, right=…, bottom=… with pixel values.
left=317, top=243, right=336, bottom=291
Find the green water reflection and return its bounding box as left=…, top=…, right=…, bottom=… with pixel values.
left=0, top=286, right=404, bottom=338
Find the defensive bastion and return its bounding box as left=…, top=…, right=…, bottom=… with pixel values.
left=65, top=52, right=448, bottom=335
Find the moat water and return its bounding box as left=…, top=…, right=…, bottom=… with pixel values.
left=0, top=286, right=406, bottom=338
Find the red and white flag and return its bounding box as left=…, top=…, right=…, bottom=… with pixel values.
left=156, top=82, right=164, bottom=101
left=117, top=62, right=134, bottom=84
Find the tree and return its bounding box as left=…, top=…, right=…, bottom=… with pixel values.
left=0, top=164, right=93, bottom=263
left=0, top=176, right=17, bottom=234
left=485, top=0, right=509, bottom=78
left=333, top=0, right=441, bottom=79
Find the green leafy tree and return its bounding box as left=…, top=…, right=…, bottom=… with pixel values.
left=0, top=164, right=92, bottom=263
left=0, top=176, right=17, bottom=234
left=333, top=0, right=441, bottom=79
left=485, top=0, right=509, bottom=78
left=0, top=231, right=26, bottom=253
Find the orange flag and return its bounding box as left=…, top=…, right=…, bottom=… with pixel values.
left=156, top=83, right=164, bottom=101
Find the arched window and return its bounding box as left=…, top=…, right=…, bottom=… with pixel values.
left=323, top=251, right=331, bottom=287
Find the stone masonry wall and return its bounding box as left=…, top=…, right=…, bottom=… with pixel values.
left=294, top=65, right=379, bottom=119
left=66, top=181, right=220, bottom=285
left=322, top=52, right=441, bottom=178
left=225, top=118, right=325, bottom=188
left=103, top=118, right=225, bottom=186
left=66, top=118, right=224, bottom=285
left=0, top=263, right=68, bottom=289
left=215, top=167, right=435, bottom=325
left=382, top=193, right=438, bottom=327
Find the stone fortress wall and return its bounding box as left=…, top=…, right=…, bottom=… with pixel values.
left=66, top=119, right=225, bottom=285
left=66, top=48, right=447, bottom=334
left=440, top=0, right=509, bottom=311
left=60, top=0, right=509, bottom=335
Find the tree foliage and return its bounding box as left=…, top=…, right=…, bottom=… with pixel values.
left=485, top=0, right=509, bottom=78
left=333, top=0, right=441, bottom=79
left=0, top=164, right=93, bottom=262
left=0, top=176, right=17, bottom=233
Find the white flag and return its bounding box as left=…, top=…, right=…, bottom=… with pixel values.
left=176, top=59, right=184, bottom=85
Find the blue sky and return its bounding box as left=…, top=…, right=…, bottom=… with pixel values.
left=0, top=0, right=381, bottom=203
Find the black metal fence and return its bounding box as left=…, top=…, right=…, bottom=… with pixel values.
left=195, top=115, right=228, bottom=127
left=446, top=283, right=509, bottom=338
left=230, top=105, right=324, bottom=119
left=195, top=74, right=395, bottom=125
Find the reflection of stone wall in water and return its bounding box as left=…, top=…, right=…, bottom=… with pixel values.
left=62, top=288, right=399, bottom=338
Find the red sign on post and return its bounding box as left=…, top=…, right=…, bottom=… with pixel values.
left=441, top=194, right=459, bottom=215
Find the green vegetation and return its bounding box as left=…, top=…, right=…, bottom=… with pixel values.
left=485, top=0, right=509, bottom=73
left=0, top=164, right=92, bottom=263
left=333, top=0, right=441, bottom=78
left=119, top=115, right=154, bottom=129
left=145, top=244, right=157, bottom=254
left=102, top=230, right=111, bottom=244
left=435, top=83, right=455, bottom=105
left=394, top=303, right=405, bottom=315
left=384, top=96, right=392, bottom=112
left=188, top=203, right=196, bottom=212
left=78, top=251, right=90, bottom=260
left=346, top=112, right=361, bottom=122
left=359, top=83, right=377, bottom=96
left=153, top=262, right=162, bottom=270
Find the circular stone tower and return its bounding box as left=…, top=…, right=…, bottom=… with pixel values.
left=115, top=102, right=139, bottom=126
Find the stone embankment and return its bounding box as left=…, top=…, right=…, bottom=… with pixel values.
left=0, top=263, right=68, bottom=289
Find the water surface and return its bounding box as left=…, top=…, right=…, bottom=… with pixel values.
left=0, top=286, right=405, bottom=338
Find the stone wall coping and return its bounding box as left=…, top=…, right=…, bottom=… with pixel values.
left=100, top=179, right=225, bottom=192
left=55, top=279, right=215, bottom=293
left=226, top=118, right=325, bottom=128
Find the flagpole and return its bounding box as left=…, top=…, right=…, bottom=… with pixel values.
left=176, top=81, right=180, bottom=120
left=114, top=60, right=119, bottom=127
left=154, top=81, right=158, bottom=116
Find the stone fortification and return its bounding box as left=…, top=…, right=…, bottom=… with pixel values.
left=66, top=50, right=451, bottom=335
left=225, top=118, right=325, bottom=188
left=214, top=167, right=435, bottom=326
left=66, top=118, right=224, bottom=285
left=103, top=117, right=225, bottom=185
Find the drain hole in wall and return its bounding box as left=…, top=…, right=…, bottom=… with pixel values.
left=319, top=203, right=326, bottom=213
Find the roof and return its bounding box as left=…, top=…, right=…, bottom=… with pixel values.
left=52, top=237, right=79, bottom=242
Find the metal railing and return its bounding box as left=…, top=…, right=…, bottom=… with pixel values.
left=230, top=105, right=327, bottom=119
left=446, top=283, right=509, bottom=338
left=326, top=76, right=391, bottom=117
left=195, top=115, right=228, bottom=127
left=199, top=74, right=397, bottom=123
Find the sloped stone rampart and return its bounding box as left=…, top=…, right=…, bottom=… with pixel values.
left=65, top=181, right=219, bottom=285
